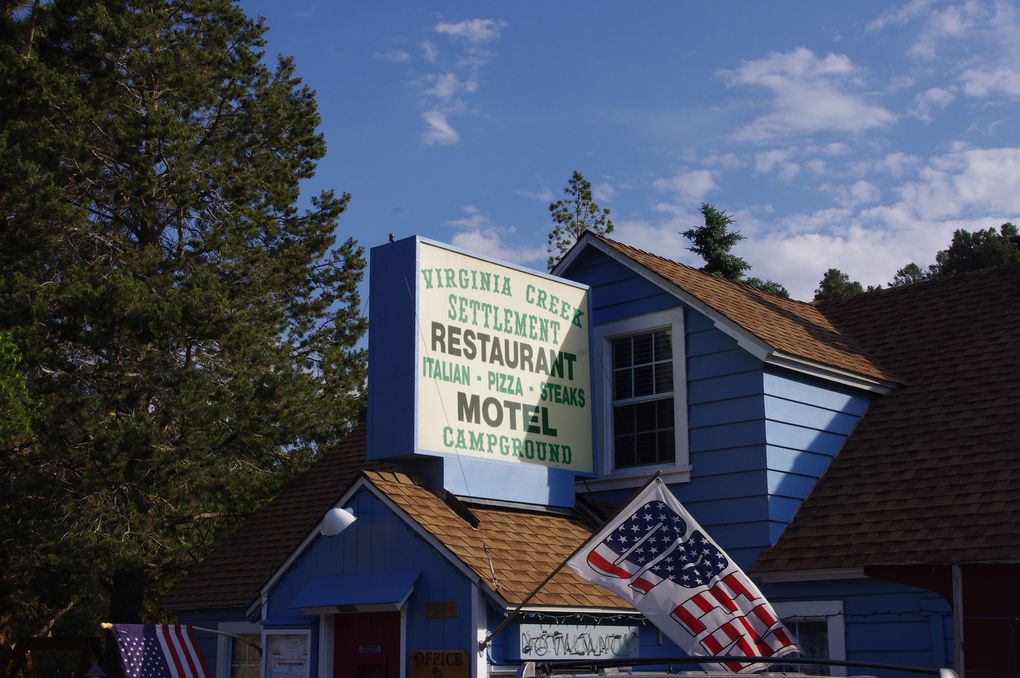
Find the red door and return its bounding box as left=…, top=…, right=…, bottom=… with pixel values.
left=333, top=612, right=401, bottom=678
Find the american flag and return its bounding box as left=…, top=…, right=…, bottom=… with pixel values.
left=112, top=624, right=210, bottom=678
left=567, top=478, right=799, bottom=672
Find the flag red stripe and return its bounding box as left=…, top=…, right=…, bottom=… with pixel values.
left=586, top=549, right=632, bottom=579
left=737, top=615, right=762, bottom=642
left=701, top=633, right=723, bottom=654
left=631, top=577, right=655, bottom=593
left=692, top=593, right=714, bottom=614
left=752, top=603, right=777, bottom=627
left=671, top=603, right=706, bottom=635
left=708, top=585, right=737, bottom=612
left=722, top=572, right=755, bottom=601
left=177, top=625, right=202, bottom=678
left=159, top=624, right=187, bottom=678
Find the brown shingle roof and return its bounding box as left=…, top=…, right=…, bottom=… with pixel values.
left=163, top=427, right=390, bottom=609
left=365, top=470, right=629, bottom=609
left=165, top=434, right=628, bottom=611
left=754, top=265, right=1020, bottom=571
left=590, top=235, right=895, bottom=383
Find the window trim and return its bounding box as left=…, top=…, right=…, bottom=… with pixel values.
left=586, top=308, right=690, bottom=490
left=216, top=621, right=262, bottom=678
left=772, top=600, right=846, bottom=676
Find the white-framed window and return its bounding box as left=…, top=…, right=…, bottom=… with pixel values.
left=590, top=308, right=690, bottom=488
left=216, top=621, right=262, bottom=678
left=772, top=600, right=846, bottom=676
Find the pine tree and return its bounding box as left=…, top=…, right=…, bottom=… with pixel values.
left=547, top=171, right=614, bottom=270
left=814, top=268, right=865, bottom=301
left=0, top=0, right=367, bottom=645
left=682, top=204, right=751, bottom=280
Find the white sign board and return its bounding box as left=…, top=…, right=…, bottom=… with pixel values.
left=517, top=623, right=640, bottom=660
left=416, top=242, right=593, bottom=473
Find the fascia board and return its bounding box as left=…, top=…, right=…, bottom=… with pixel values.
left=755, top=567, right=866, bottom=584
left=766, top=352, right=895, bottom=394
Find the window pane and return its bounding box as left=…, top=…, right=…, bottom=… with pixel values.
left=774, top=620, right=828, bottom=675
left=635, top=401, right=657, bottom=432
left=657, top=398, right=674, bottom=427
left=635, top=432, right=657, bottom=464
left=633, top=365, right=654, bottom=397
left=614, top=404, right=635, bottom=434
left=654, top=362, right=673, bottom=393
left=614, top=369, right=632, bottom=400
left=613, top=337, right=631, bottom=368
left=654, top=330, right=672, bottom=360
left=633, top=333, right=653, bottom=365
left=615, top=434, right=636, bottom=468
left=657, top=430, right=675, bottom=463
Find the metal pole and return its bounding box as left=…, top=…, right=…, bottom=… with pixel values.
left=952, top=564, right=964, bottom=678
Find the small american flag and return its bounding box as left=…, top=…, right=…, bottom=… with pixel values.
left=567, top=477, right=799, bottom=672
left=112, top=624, right=210, bottom=678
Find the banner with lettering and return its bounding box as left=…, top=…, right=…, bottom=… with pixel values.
left=566, top=478, right=799, bottom=672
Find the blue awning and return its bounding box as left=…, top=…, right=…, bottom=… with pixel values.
left=290, top=572, right=419, bottom=613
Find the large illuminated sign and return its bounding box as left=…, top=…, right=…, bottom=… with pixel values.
left=416, top=242, right=592, bottom=473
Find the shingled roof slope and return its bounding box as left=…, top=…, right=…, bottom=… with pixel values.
left=163, top=426, right=389, bottom=609
left=755, top=265, right=1020, bottom=572
left=365, top=470, right=629, bottom=609
left=592, top=235, right=895, bottom=383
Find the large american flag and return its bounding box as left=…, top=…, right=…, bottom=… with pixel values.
left=112, top=624, right=210, bottom=678
left=567, top=478, right=799, bottom=672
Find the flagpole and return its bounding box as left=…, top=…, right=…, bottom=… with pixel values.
left=478, top=471, right=663, bottom=652
left=101, top=623, right=262, bottom=655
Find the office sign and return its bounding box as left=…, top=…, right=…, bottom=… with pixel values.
left=416, top=242, right=592, bottom=473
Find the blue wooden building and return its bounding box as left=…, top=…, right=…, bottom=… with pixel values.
left=165, top=234, right=1020, bottom=678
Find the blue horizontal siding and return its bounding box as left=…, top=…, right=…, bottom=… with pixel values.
left=565, top=247, right=679, bottom=326
left=688, top=370, right=763, bottom=404
left=763, top=577, right=952, bottom=678
left=763, top=368, right=874, bottom=540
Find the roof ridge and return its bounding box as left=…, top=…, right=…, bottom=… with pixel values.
left=814, top=262, right=1020, bottom=309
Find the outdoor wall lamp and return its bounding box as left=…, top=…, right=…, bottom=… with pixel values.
left=320, top=506, right=357, bottom=536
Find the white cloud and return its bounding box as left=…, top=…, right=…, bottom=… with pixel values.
left=720, top=48, right=896, bottom=141
left=910, top=86, right=956, bottom=121
left=434, top=18, right=506, bottom=43
left=703, top=153, right=746, bottom=169
left=895, top=146, right=1020, bottom=219
left=653, top=170, right=717, bottom=204
left=593, top=181, right=616, bottom=203
left=372, top=49, right=410, bottom=63
left=421, top=41, right=438, bottom=63
left=754, top=148, right=800, bottom=180
left=850, top=180, right=882, bottom=204
left=907, top=1, right=986, bottom=61
left=447, top=208, right=544, bottom=265
left=426, top=72, right=479, bottom=101
left=421, top=111, right=460, bottom=145
left=516, top=187, right=554, bottom=203
left=961, top=67, right=1020, bottom=97
left=805, top=159, right=828, bottom=175
left=867, top=0, right=936, bottom=32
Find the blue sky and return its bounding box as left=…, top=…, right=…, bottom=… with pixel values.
left=241, top=0, right=1020, bottom=300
